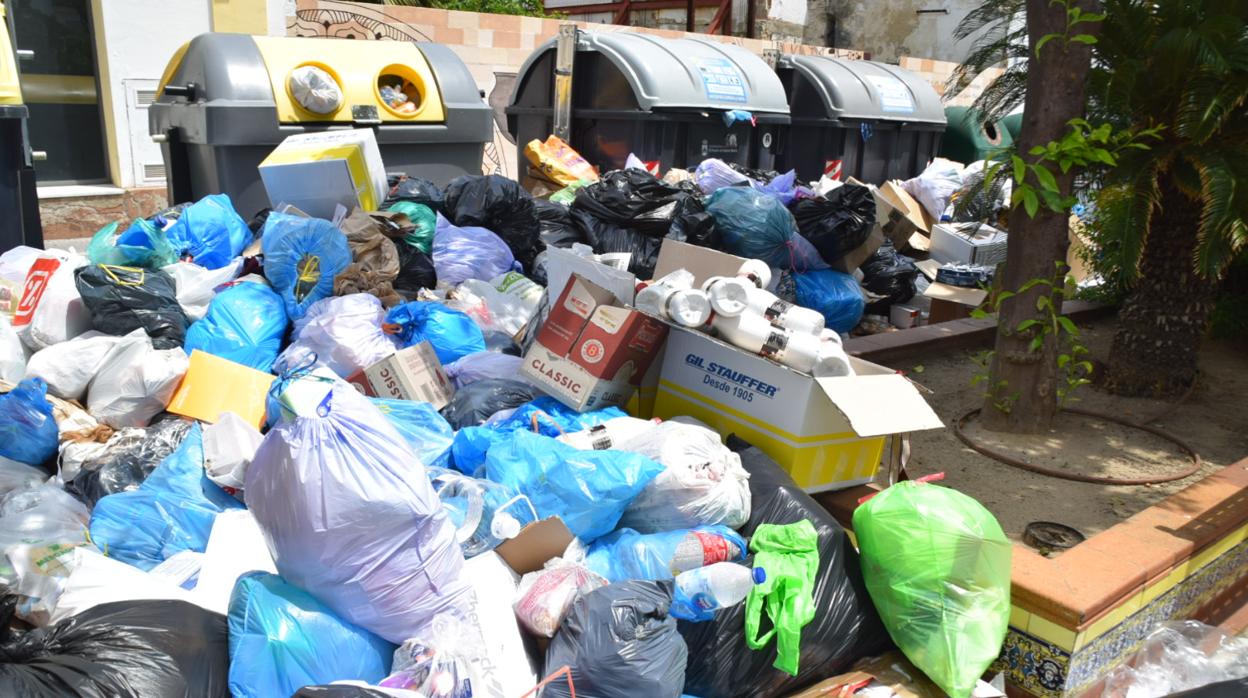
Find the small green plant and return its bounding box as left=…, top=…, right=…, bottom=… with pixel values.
left=1035, top=0, right=1105, bottom=57
left=970, top=348, right=1020, bottom=414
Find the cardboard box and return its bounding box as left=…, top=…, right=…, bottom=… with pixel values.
left=522, top=274, right=669, bottom=412
left=259, top=128, right=387, bottom=220
left=655, top=327, right=941, bottom=492
left=849, top=177, right=915, bottom=255
left=878, top=180, right=935, bottom=236
left=923, top=281, right=989, bottom=324
left=357, top=342, right=454, bottom=409
left=166, top=350, right=276, bottom=430
left=930, top=222, right=1009, bottom=266
left=493, top=517, right=575, bottom=576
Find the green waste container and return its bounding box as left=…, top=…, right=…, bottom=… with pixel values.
left=940, top=106, right=1014, bottom=164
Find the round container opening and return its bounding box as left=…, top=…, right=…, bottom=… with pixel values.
left=983, top=121, right=1001, bottom=143
left=376, top=64, right=425, bottom=117
left=287, top=62, right=344, bottom=116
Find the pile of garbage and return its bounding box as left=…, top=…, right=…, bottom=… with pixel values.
left=0, top=131, right=1025, bottom=698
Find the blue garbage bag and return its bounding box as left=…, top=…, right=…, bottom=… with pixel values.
left=372, top=398, right=454, bottom=467
left=431, top=214, right=519, bottom=285
left=90, top=219, right=179, bottom=268
left=482, top=430, right=664, bottom=542
left=584, top=525, right=748, bottom=583
left=228, top=571, right=395, bottom=698
left=492, top=396, right=627, bottom=437
left=795, top=269, right=865, bottom=334
left=0, top=378, right=59, bottom=468
left=184, top=282, right=288, bottom=372
left=164, top=194, right=252, bottom=270
left=706, top=188, right=823, bottom=270
left=447, top=425, right=506, bottom=476
left=384, top=301, right=485, bottom=364
left=261, top=211, right=352, bottom=320
left=89, top=422, right=244, bottom=570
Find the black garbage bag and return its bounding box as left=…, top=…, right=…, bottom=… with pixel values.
left=73, top=264, right=188, bottom=350
left=1169, top=678, right=1248, bottom=697
left=859, top=240, right=918, bottom=313
left=383, top=174, right=445, bottom=214
left=677, top=439, right=892, bottom=698
left=0, top=598, right=229, bottom=697
left=245, top=209, right=271, bottom=236
left=572, top=209, right=665, bottom=279
left=482, top=330, right=522, bottom=356
left=534, top=199, right=585, bottom=249
left=773, top=270, right=798, bottom=304
left=294, top=688, right=393, bottom=698
left=67, top=417, right=193, bottom=507
left=392, top=242, right=438, bottom=299
left=542, top=580, right=687, bottom=698
left=444, top=175, right=542, bottom=271
left=670, top=210, right=721, bottom=249
left=729, top=162, right=781, bottom=183
left=440, top=378, right=544, bottom=429
left=791, top=183, right=877, bottom=265
left=572, top=169, right=704, bottom=236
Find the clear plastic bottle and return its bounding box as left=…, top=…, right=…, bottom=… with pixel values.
left=670, top=563, right=766, bottom=622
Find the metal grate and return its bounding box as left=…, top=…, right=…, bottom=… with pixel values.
left=135, top=89, right=157, bottom=107
left=142, top=162, right=167, bottom=181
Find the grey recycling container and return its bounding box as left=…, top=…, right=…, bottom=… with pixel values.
left=774, top=55, right=945, bottom=185
left=149, top=33, right=493, bottom=219
left=506, top=30, right=790, bottom=178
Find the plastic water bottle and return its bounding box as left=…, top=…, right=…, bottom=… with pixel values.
left=670, top=563, right=766, bottom=622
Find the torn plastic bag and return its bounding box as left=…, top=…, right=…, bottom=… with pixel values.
left=0, top=483, right=92, bottom=617
left=260, top=211, right=352, bottom=320
left=247, top=378, right=471, bottom=644
left=427, top=466, right=536, bottom=557
left=163, top=193, right=253, bottom=270
left=534, top=198, right=585, bottom=248
left=0, top=315, right=27, bottom=384
left=392, top=241, right=438, bottom=298
left=74, top=264, right=188, bottom=349
left=0, top=599, right=230, bottom=697
left=585, top=525, right=747, bottom=583
left=334, top=209, right=401, bottom=307
left=431, top=214, right=519, bottom=286
left=161, top=258, right=245, bottom=322
left=795, top=269, right=866, bottom=334
left=66, top=418, right=193, bottom=506
left=228, top=571, right=395, bottom=698
left=184, top=282, right=287, bottom=373
left=1103, top=620, right=1248, bottom=698
left=22, top=331, right=120, bottom=401
left=901, top=158, right=964, bottom=220
left=372, top=398, right=454, bottom=467
left=202, top=412, right=262, bottom=498
left=14, top=251, right=92, bottom=351
left=0, top=379, right=61, bottom=469
left=791, top=184, right=877, bottom=265
left=492, top=396, right=627, bottom=437
left=88, top=422, right=243, bottom=571
left=88, top=219, right=178, bottom=268
left=444, top=351, right=523, bottom=389
left=514, top=555, right=608, bottom=638
left=860, top=240, right=918, bottom=312
left=677, top=440, right=892, bottom=698
left=383, top=175, right=445, bottom=214
left=542, top=580, right=687, bottom=698
left=440, top=378, right=543, bottom=430
left=384, top=301, right=485, bottom=364
left=618, top=418, right=751, bottom=532
left=853, top=480, right=1011, bottom=698
left=277, top=294, right=400, bottom=380
left=571, top=168, right=704, bottom=236
left=444, top=175, right=542, bottom=271
left=706, top=188, right=823, bottom=270
left=85, top=331, right=188, bottom=428
left=482, top=430, right=663, bottom=542
left=381, top=613, right=486, bottom=694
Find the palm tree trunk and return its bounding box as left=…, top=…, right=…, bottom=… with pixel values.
left=1104, top=177, right=1218, bottom=398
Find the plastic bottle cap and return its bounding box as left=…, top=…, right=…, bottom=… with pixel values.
left=752, top=567, right=766, bottom=584
left=492, top=511, right=521, bottom=540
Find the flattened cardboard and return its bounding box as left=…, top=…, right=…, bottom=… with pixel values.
left=815, top=373, right=945, bottom=438
left=914, top=258, right=941, bottom=281
left=653, top=239, right=751, bottom=286
left=362, top=341, right=454, bottom=409
left=493, top=517, right=575, bottom=576
left=879, top=180, right=935, bottom=234
left=923, top=281, right=989, bottom=307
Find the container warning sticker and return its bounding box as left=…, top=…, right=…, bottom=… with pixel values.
left=697, top=58, right=748, bottom=104
left=866, top=75, right=915, bottom=114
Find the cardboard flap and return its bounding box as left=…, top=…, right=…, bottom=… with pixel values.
left=493, top=517, right=575, bottom=575
left=653, top=239, right=750, bottom=287
left=924, top=281, right=988, bottom=307
left=815, top=374, right=943, bottom=436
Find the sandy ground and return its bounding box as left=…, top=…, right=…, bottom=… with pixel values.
left=889, top=316, right=1248, bottom=549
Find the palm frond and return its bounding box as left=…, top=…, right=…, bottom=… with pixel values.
left=1194, top=152, right=1244, bottom=277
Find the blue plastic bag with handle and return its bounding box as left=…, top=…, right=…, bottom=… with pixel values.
left=482, top=430, right=664, bottom=542
left=261, top=211, right=351, bottom=320
left=227, top=571, right=395, bottom=698
left=384, top=301, right=485, bottom=364
left=184, top=282, right=288, bottom=372
left=163, top=194, right=252, bottom=270
left=88, top=422, right=244, bottom=570
left=0, top=378, right=59, bottom=468
left=794, top=269, right=865, bottom=334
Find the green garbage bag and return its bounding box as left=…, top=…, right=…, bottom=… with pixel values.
left=87, top=219, right=178, bottom=268
left=744, top=520, right=819, bottom=676
left=852, top=481, right=1012, bottom=698
left=386, top=201, right=437, bottom=254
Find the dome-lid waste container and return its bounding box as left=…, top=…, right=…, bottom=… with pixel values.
left=0, top=0, right=40, bottom=250
left=774, top=54, right=945, bottom=184
left=149, top=33, right=493, bottom=219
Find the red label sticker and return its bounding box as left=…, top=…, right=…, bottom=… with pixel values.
left=13, top=257, right=60, bottom=327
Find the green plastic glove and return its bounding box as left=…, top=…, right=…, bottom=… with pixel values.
left=852, top=481, right=1012, bottom=698
left=744, top=520, right=819, bottom=676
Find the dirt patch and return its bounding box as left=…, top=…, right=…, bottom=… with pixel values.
left=887, top=316, right=1248, bottom=549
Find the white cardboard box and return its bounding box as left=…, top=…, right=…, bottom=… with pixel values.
left=259, top=128, right=387, bottom=220
left=930, top=222, right=1009, bottom=266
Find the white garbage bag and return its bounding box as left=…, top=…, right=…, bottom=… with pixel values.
left=23, top=331, right=123, bottom=401
left=14, top=250, right=91, bottom=351
left=276, top=293, right=399, bottom=379
left=86, top=330, right=189, bottom=428
left=161, top=257, right=245, bottom=322
left=0, top=314, right=27, bottom=383
left=203, top=411, right=262, bottom=498
left=902, top=158, right=965, bottom=220
left=617, top=417, right=752, bottom=532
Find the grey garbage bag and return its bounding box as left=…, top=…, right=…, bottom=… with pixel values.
left=541, top=580, right=687, bottom=698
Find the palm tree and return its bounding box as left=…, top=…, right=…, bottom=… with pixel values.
left=953, top=0, right=1248, bottom=399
